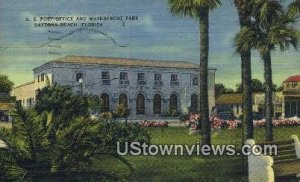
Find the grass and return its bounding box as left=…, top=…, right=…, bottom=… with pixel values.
left=1, top=122, right=299, bottom=181
left=94, top=126, right=300, bottom=181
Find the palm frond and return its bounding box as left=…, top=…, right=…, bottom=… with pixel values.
left=234, top=27, right=257, bottom=54
left=251, top=0, right=284, bottom=26
left=168, top=0, right=221, bottom=18
left=288, top=0, right=300, bottom=17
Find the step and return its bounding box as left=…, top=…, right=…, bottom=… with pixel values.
left=276, top=149, right=296, bottom=156
left=274, top=158, right=300, bottom=165
left=273, top=154, right=297, bottom=161
left=257, top=144, right=295, bottom=155
left=274, top=159, right=300, bottom=177
left=277, top=144, right=295, bottom=151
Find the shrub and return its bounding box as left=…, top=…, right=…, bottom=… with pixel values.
left=0, top=103, right=150, bottom=181
left=99, top=112, right=113, bottom=120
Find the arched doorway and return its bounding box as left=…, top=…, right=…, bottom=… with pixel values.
left=169, top=94, right=178, bottom=112
left=153, top=94, right=161, bottom=114
left=100, top=93, right=110, bottom=112
left=136, top=93, right=145, bottom=115
left=190, top=94, right=198, bottom=112
left=119, top=93, right=128, bottom=108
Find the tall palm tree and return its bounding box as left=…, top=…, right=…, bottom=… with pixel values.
left=168, top=0, right=221, bottom=145
left=233, top=0, right=254, bottom=139
left=235, top=0, right=299, bottom=141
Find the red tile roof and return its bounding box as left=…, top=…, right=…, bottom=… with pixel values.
left=53, top=56, right=201, bottom=69
left=283, top=75, right=300, bottom=83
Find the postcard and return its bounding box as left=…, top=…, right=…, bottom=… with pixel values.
left=0, top=0, right=299, bottom=181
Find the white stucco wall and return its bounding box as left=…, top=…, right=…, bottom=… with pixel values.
left=14, top=59, right=216, bottom=116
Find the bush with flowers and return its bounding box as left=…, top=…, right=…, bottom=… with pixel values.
left=254, top=119, right=300, bottom=128
left=184, top=113, right=300, bottom=134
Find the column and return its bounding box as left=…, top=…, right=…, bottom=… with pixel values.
left=148, top=99, right=153, bottom=116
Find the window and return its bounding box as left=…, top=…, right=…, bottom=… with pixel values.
left=169, top=94, right=178, bottom=112
left=120, top=72, right=128, bottom=80
left=119, top=93, right=128, bottom=108
left=100, top=93, right=110, bottom=112
left=171, top=74, right=178, bottom=81
left=292, top=82, right=298, bottom=88
left=119, top=72, right=129, bottom=85
left=76, top=73, right=83, bottom=81
left=155, top=74, right=161, bottom=81
left=27, top=98, right=34, bottom=107
left=102, top=71, right=110, bottom=79
left=190, top=94, right=198, bottom=112
left=193, top=77, right=198, bottom=86
left=153, top=94, right=162, bottom=114
left=137, top=73, right=146, bottom=85
left=41, top=73, right=45, bottom=82
left=137, top=73, right=145, bottom=81
left=101, top=72, right=110, bottom=85
left=171, top=74, right=179, bottom=86
left=136, top=93, right=145, bottom=115
left=154, top=73, right=163, bottom=86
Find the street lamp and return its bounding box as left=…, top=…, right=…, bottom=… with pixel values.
left=78, top=78, right=83, bottom=95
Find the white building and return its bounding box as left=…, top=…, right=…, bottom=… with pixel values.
left=13, top=56, right=216, bottom=117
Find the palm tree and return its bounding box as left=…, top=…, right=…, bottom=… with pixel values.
left=288, top=0, right=300, bottom=17
left=235, top=0, right=299, bottom=141
left=168, top=0, right=221, bottom=145
left=1, top=102, right=147, bottom=181
left=233, top=0, right=254, bottom=139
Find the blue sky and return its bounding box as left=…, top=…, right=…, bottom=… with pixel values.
left=0, top=0, right=299, bottom=88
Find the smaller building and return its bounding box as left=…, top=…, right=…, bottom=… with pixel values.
left=282, top=75, right=300, bottom=118
left=215, top=93, right=245, bottom=118
left=0, top=93, right=14, bottom=122
left=215, top=92, right=283, bottom=119
left=253, top=92, right=283, bottom=119
left=13, top=80, right=48, bottom=108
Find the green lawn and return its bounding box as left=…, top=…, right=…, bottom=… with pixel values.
left=94, top=126, right=300, bottom=181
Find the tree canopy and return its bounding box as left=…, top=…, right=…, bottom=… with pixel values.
left=0, top=75, right=14, bottom=93
left=215, top=83, right=234, bottom=98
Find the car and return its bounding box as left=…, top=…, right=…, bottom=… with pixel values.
left=217, top=112, right=235, bottom=120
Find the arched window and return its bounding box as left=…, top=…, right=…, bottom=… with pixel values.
left=119, top=93, right=128, bottom=108
left=190, top=94, right=198, bottom=111
left=193, top=77, right=198, bottom=86
left=136, top=93, right=145, bottom=115
left=153, top=94, right=161, bottom=114
left=100, top=93, right=110, bottom=112
left=169, top=94, right=178, bottom=112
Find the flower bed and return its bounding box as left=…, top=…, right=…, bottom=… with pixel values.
left=210, top=116, right=241, bottom=130
left=184, top=113, right=300, bottom=134
left=254, top=119, right=300, bottom=128
left=139, top=120, right=169, bottom=127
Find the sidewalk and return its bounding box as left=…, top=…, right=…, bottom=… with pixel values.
left=118, top=118, right=184, bottom=127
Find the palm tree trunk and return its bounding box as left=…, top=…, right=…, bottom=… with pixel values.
left=199, top=7, right=210, bottom=146
left=234, top=0, right=254, bottom=139
left=242, top=52, right=253, bottom=139
left=263, top=50, right=273, bottom=141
